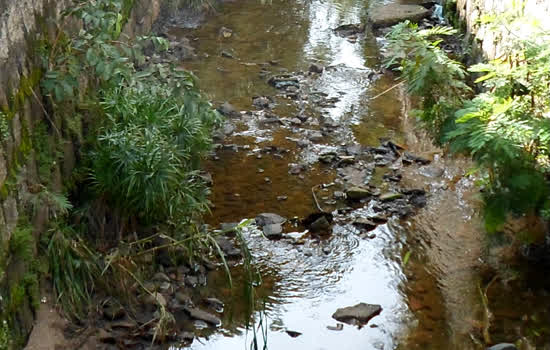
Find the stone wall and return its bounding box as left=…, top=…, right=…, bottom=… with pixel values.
left=0, top=0, right=161, bottom=347
left=450, top=0, right=550, bottom=59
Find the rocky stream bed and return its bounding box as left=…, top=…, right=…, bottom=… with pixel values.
left=25, top=0, right=550, bottom=349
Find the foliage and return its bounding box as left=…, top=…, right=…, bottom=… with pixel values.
left=46, top=224, right=100, bottom=320
left=383, top=21, right=471, bottom=138
left=0, top=320, right=10, bottom=350
left=9, top=225, right=35, bottom=262
left=384, top=17, right=550, bottom=233
left=90, top=76, right=220, bottom=224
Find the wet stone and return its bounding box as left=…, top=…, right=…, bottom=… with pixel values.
left=309, top=131, right=324, bottom=142
left=379, top=192, right=403, bottom=201
left=346, top=186, right=372, bottom=200
left=217, top=102, right=240, bottom=118
left=255, top=213, right=287, bottom=227
left=308, top=63, right=324, bottom=73
left=216, top=236, right=241, bottom=258
left=185, top=306, right=222, bottom=326
left=486, top=345, right=518, bottom=350
left=309, top=216, right=331, bottom=233
left=153, top=272, right=171, bottom=283
left=352, top=218, right=377, bottom=231
left=332, top=303, right=382, bottom=326
left=262, top=223, right=283, bottom=239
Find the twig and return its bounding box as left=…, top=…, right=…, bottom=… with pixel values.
left=311, top=185, right=325, bottom=213
left=479, top=275, right=498, bottom=344
left=30, top=87, right=62, bottom=138
left=370, top=80, right=405, bottom=100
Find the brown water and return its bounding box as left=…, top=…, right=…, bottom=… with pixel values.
left=167, top=0, right=550, bottom=349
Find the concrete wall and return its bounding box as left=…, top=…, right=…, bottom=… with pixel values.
left=452, top=0, right=550, bottom=59
left=0, top=0, right=161, bottom=346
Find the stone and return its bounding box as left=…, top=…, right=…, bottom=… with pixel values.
left=217, top=102, right=240, bottom=118
left=219, top=26, right=233, bottom=38
left=333, top=23, right=365, bottom=37
left=333, top=191, right=345, bottom=200
left=184, top=306, right=222, bottom=326
left=255, top=213, right=286, bottom=227
left=368, top=4, right=430, bottom=28
left=419, top=165, right=444, bottom=178
left=308, top=130, right=324, bottom=142
left=277, top=195, right=288, bottom=201
left=103, top=303, right=126, bottom=321
left=153, top=272, right=171, bottom=283
left=221, top=50, right=235, bottom=59
left=262, top=223, right=283, bottom=239
left=332, top=303, right=382, bottom=325
left=326, top=323, right=344, bottom=331
left=346, top=187, right=372, bottom=200
left=308, top=63, right=324, bottom=73
left=379, top=192, right=404, bottom=201
left=309, top=216, right=331, bottom=233
left=175, top=292, right=192, bottom=305
left=216, top=236, right=241, bottom=258
left=252, top=96, right=272, bottom=109
left=220, top=222, right=238, bottom=234
left=289, top=163, right=305, bottom=175
left=486, top=344, right=518, bottom=350
left=352, top=218, right=377, bottom=231
left=285, top=330, right=302, bottom=337
left=205, top=297, right=224, bottom=311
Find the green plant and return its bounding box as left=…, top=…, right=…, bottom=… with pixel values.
left=47, top=224, right=100, bottom=320
left=0, top=319, right=10, bottom=350
left=9, top=225, right=35, bottom=262
left=384, top=21, right=471, bottom=139
left=384, top=17, right=550, bottom=234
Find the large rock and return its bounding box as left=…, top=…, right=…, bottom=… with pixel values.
left=332, top=303, right=382, bottom=325
left=346, top=187, right=372, bottom=200
left=368, top=4, right=430, bottom=28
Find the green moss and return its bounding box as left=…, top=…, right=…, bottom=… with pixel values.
left=22, top=273, right=39, bottom=310
left=9, top=224, right=34, bottom=263
left=0, top=319, right=11, bottom=350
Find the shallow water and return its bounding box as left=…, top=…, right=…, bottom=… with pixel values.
left=166, top=0, right=550, bottom=349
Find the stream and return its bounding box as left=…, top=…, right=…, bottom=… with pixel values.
left=158, top=0, right=550, bottom=349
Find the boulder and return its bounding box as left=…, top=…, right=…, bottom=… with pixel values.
left=368, top=4, right=430, bottom=28
left=332, top=303, right=382, bottom=325
left=262, top=223, right=283, bottom=239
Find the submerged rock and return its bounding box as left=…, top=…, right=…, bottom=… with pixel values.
left=309, top=63, right=324, bottom=73
left=332, top=303, right=382, bottom=325
left=333, top=23, right=365, bottom=37
left=217, top=102, right=240, bottom=118
left=368, top=4, right=430, bottom=28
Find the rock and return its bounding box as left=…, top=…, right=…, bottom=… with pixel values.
left=175, top=292, right=192, bottom=305
left=352, top=218, right=377, bottom=231
left=277, top=195, right=288, bottom=201
left=368, top=4, right=430, bottom=28
left=308, top=63, right=324, bottom=73
left=285, top=330, right=302, bottom=337
left=103, top=302, right=126, bottom=321
left=220, top=222, right=238, bottom=235
left=323, top=117, right=339, bottom=128
left=184, top=306, right=222, bottom=326
left=346, top=187, right=372, bottom=200
left=310, top=216, right=331, bottom=233
left=98, top=329, right=116, bottom=343
left=419, top=165, right=444, bottom=178
left=219, top=26, right=233, bottom=38
left=326, top=323, right=344, bottom=331
left=153, top=272, right=171, bottom=283
left=252, top=96, right=272, bottom=109
left=268, top=74, right=300, bottom=89
left=142, top=292, right=167, bottom=308
left=262, top=223, right=283, bottom=239
left=221, top=50, right=235, bottom=59
left=193, top=320, right=209, bottom=329
left=403, top=151, right=431, bottom=165
left=289, top=117, right=302, bottom=125
left=255, top=213, right=286, bottom=227
left=185, top=275, right=198, bottom=287
left=205, top=297, right=224, bottom=312
left=308, top=131, right=324, bottom=142
left=332, top=303, right=382, bottom=325
left=379, top=192, right=403, bottom=201
left=319, top=152, right=338, bottom=164
left=333, top=191, right=345, bottom=200
left=289, top=163, right=305, bottom=175
left=169, top=38, right=197, bottom=60
left=333, top=23, right=365, bottom=37
left=222, top=121, right=236, bottom=135
left=216, top=236, right=241, bottom=258
left=486, top=344, right=518, bottom=350
left=217, top=102, right=240, bottom=118
left=181, top=331, right=194, bottom=342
